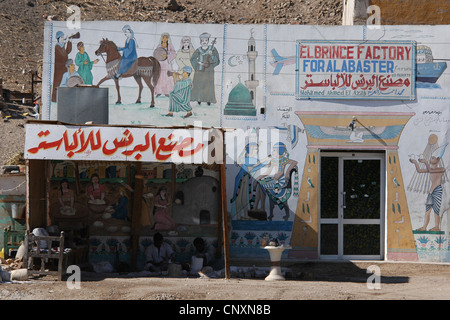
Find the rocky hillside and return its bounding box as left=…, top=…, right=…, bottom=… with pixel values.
left=0, top=0, right=342, bottom=92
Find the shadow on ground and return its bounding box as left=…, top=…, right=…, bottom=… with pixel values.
left=29, top=261, right=410, bottom=284
left=1, top=101, right=36, bottom=121
left=286, top=261, right=409, bottom=283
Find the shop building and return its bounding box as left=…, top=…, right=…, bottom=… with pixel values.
left=34, top=21, right=449, bottom=267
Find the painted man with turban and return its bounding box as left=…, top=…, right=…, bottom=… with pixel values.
left=190, top=32, right=220, bottom=105
left=51, top=31, right=72, bottom=102
left=165, top=66, right=193, bottom=118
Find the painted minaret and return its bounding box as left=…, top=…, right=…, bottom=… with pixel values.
left=245, top=29, right=259, bottom=105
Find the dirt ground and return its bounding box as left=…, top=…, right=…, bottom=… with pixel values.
left=0, top=102, right=35, bottom=166
left=1, top=261, right=450, bottom=301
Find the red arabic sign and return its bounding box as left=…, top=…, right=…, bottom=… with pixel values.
left=25, top=124, right=223, bottom=164
left=296, top=40, right=416, bottom=100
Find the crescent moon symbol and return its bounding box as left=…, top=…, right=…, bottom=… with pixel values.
left=228, top=55, right=238, bottom=67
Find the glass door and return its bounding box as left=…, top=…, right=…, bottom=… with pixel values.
left=320, top=152, right=385, bottom=260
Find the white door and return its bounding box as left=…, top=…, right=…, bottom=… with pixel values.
left=319, top=152, right=385, bottom=260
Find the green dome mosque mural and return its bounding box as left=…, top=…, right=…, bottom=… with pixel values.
left=224, top=76, right=257, bottom=116
left=224, top=29, right=259, bottom=117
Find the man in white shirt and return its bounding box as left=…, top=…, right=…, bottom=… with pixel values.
left=193, top=237, right=216, bottom=268
left=144, top=232, right=175, bottom=272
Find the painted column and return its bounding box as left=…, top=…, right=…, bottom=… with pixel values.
left=290, top=148, right=320, bottom=259
left=386, top=149, right=418, bottom=260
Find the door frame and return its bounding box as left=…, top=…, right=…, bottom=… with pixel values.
left=319, top=151, right=386, bottom=260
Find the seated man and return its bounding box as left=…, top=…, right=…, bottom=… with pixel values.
left=189, top=237, right=224, bottom=273
left=144, top=232, right=175, bottom=272
left=193, top=237, right=216, bottom=268
left=60, top=59, right=83, bottom=87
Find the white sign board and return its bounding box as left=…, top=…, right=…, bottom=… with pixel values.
left=24, top=123, right=223, bottom=164
left=296, top=40, right=416, bottom=100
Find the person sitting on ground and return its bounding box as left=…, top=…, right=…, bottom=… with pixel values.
left=192, top=237, right=217, bottom=268
left=144, top=232, right=175, bottom=272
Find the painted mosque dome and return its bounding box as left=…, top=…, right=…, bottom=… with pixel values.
left=224, top=80, right=256, bottom=116
left=227, top=82, right=253, bottom=105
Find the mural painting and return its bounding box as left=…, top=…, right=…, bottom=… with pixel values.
left=48, top=161, right=133, bottom=241
left=42, top=22, right=450, bottom=263
left=223, top=29, right=259, bottom=117
left=409, top=134, right=448, bottom=232
left=46, top=160, right=222, bottom=268
left=408, top=134, right=449, bottom=261
left=51, top=31, right=77, bottom=102
left=94, top=34, right=161, bottom=107
left=165, top=66, right=194, bottom=118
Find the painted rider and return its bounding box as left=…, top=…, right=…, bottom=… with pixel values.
left=115, top=25, right=137, bottom=79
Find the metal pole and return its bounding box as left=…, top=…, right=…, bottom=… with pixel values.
left=220, top=141, right=230, bottom=279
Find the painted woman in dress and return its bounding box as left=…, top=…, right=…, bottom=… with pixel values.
left=176, top=36, right=195, bottom=80
left=58, top=179, right=74, bottom=210
left=153, top=186, right=176, bottom=230
left=75, top=41, right=98, bottom=85
left=88, top=173, right=105, bottom=202
left=154, top=33, right=176, bottom=96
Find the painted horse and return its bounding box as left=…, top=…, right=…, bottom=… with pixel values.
left=94, top=38, right=161, bottom=107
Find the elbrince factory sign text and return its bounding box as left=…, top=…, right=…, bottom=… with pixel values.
left=296, top=40, right=416, bottom=100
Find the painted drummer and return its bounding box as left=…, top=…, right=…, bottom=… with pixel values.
left=154, top=33, right=176, bottom=97
left=59, top=59, right=83, bottom=87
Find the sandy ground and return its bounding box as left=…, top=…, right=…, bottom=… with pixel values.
left=1, top=261, right=450, bottom=301
left=1, top=0, right=449, bottom=308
